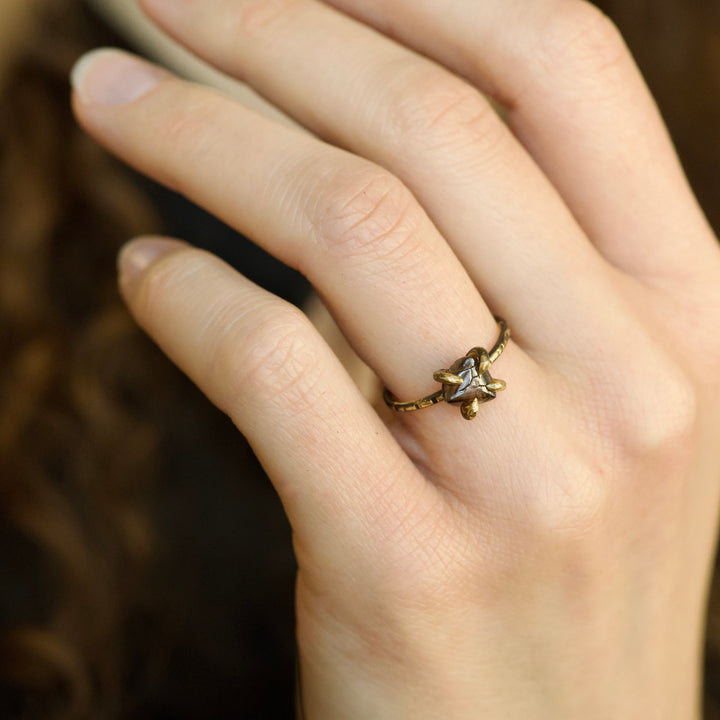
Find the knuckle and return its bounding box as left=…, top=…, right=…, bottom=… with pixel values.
left=501, top=440, right=611, bottom=545
left=161, top=93, right=230, bottom=191
left=164, top=94, right=216, bottom=147
left=388, top=70, right=498, bottom=150
left=583, top=343, right=698, bottom=467
left=620, top=370, right=697, bottom=460
left=311, top=168, right=422, bottom=262
left=133, top=247, right=206, bottom=318
left=212, top=305, right=324, bottom=416
left=535, top=1, right=629, bottom=80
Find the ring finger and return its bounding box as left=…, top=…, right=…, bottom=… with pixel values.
left=71, top=50, right=537, bottom=430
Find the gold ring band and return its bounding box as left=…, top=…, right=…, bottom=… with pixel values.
left=383, top=318, right=510, bottom=421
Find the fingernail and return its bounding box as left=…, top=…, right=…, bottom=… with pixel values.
left=71, top=48, right=165, bottom=106
left=118, top=237, right=185, bottom=287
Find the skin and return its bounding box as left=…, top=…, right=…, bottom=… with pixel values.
left=68, top=0, right=720, bottom=717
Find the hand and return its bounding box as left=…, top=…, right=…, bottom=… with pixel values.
left=70, top=1, right=720, bottom=717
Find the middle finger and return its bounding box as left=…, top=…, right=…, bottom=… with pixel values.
left=139, top=0, right=620, bottom=354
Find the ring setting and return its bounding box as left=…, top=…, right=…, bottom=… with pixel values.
left=383, top=318, right=509, bottom=420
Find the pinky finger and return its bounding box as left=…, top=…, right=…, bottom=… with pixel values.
left=117, top=236, right=428, bottom=558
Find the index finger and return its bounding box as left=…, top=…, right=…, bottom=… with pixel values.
left=116, top=238, right=436, bottom=557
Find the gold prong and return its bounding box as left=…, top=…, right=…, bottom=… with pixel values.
left=433, top=370, right=464, bottom=386
left=487, top=380, right=507, bottom=392
left=477, top=350, right=491, bottom=375
left=461, top=397, right=480, bottom=420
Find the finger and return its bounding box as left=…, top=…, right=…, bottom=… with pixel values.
left=71, top=49, right=533, bottom=409
left=318, top=0, right=720, bottom=283
left=136, top=0, right=618, bottom=352
left=116, top=237, right=437, bottom=554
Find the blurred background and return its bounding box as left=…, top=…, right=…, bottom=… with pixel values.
left=0, top=1, right=718, bottom=718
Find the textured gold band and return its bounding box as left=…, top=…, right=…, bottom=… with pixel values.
left=383, top=318, right=510, bottom=421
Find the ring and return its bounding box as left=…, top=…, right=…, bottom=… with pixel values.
left=383, top=318, right=510, bottom=420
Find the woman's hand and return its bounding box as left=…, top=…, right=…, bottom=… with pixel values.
left=71, top=1, right=720, bottom=717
